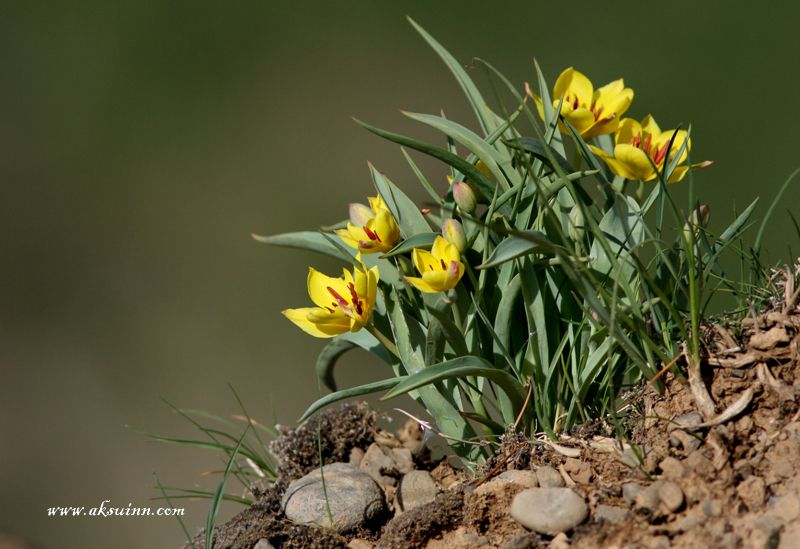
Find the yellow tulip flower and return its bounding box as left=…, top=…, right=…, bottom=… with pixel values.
left=589, top=115, right=691, bottom=182
left=283, top=263, right=379, bottom=338
left=336, top=195, right=400, bottom=254
left=405, top=236, right=465, bottom=293
left=528, top=67, right=633, bottom=139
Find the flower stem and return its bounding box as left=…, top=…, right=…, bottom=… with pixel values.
left=366, top=324, right=401, bottom=360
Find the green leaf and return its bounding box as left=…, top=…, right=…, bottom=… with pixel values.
left=425, top=303, right=469, bottom=357
left=407, top=17, right=498, bottom=136
left=206, top=426, right=249, bottom=549
left=401, top=147, right=444, bottom=206
left=335, top=330, right=393, bottom=365
left=589, top=195, right=645, bottom=278
left=755, top=166, right=800, bottom=254
left=502, top=137, right=573, bottom=174
left=252, top=231, right=353, bottom=263
left=382, top=356, right=526, bottom=412
left=477, top=233, right=552, bottom=269
left=299, top=378, right=405, bottom=422
left=354, top=118, right=498, bottom=208
left=382, top=232, right=438, bottom=258
left=403, top=112, right=517, bottom=190
left=315, top=339, right=357, bottom=392
left=369, top=163, right=431, bottom=238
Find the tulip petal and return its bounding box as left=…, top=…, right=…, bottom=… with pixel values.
left=654, top=129, right=691, bottom=165
left=404, top=275, right=438, bottom=293
left=667, top=165, right=690, bottom=183
left=589, top=144, right=641, bottom=181
left=562, top=107, right=597, bottom=137
left=614, top=144, right=655, bottom=181
left=373, top=208, right=399, bottom=249
left=307, top=268, right=351, bottom=309
left=615, top=118, right=642, bottom=146
left=640, top=114, right=661, bottom=138
left=412, top=248, right=437, bottom=274
left=283, top=307, right=350, bottom=338
left=553, top=67, right=593, bottom=106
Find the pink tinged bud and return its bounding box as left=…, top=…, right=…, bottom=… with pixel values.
left=692, top=204, right=710, bottom=227
left=442, top=218, right=467, bottom=253
left=452, top=181, right=477, bottom=213
left=348, top=203, right=374, bottom=226
left=446, top=260, right=460, bottom=284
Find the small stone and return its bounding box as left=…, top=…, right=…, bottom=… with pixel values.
left=659, top=457, right=685, bottom=479
left=496, top=469, right=539, bottom=488
left=536, top=466, right=566, bottom=488
left=359, top=443, right=398, bottom=487
left=563, top=458, right=592, bottom=484
left=281, top=463, right=386, bottom=532
left=633, top=482, right=662, bottom=512
left=510, top=487, right=588, bottom=535
left=595, top=504, right=628, bottom=524
left=658, top=481, right=684, bottom=513
left=685, top=451, right=715, bottom=477
left=390, top=448, right=415, bottom=474
left=396, top=470, right=439, bottom=512
left=736, top=476, right=766, bottom=511
left=622, top=483, right=645, bottom=506
left=670, top=430, right=702, bottom=453
left=373, top=431, right=402, bottom=448
left=548, top=532, right=570, bottom=549
left=671, top=412, right=703, bottom=430
left=253, top=540, right=275, bottom=549
left=349, top=447, right=365, bottom=467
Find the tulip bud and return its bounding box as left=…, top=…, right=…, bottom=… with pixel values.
left=442, top=218, right=467, bottom=253
left=348, top=202, right=374, bottom=226
left=683, top=204, right=710, bottom=242
left=452, top=181, right=477, bottom=213
left=568, top=205, right=585, bottom=242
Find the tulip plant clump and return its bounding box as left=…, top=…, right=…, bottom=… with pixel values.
left=257, top=21, right=766, bottom=466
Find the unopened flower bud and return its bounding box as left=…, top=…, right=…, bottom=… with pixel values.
left=442, top=218, right=467, bottom=253
left=452, top=181, right=477, bottom=213
left=348, top=202, right=374, bottom=226
left=683, top=204, right=710, bottom=242
left=568, top=205, right=585, bottom=242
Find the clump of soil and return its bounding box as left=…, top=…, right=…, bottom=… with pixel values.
left=270, top=401, right=377, bottom=479
left=196, top=269, right=800, bottom=548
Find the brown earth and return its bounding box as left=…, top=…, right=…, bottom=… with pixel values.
left=193, top=271, right=800, bottom=548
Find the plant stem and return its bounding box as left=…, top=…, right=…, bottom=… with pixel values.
left=366, top=324, right=401, bottom=360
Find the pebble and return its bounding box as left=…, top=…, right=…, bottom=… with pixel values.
left=633, top=482, right=662, bottom=512
left=658, top=481, right=684, bottom=512
left=396, top=470, right=439, bottom=512
left=736, top=476, right=766, bottom=511
left=390, top=448, right=414, bottom=474
left=348, top=540, right=374, bottom=549
left=281, top=463, right=386, bottom=532
left=622, top=482, right=644, bottom=506
left=510, top=487, right=588, bottom=535
left=496, top=469, right=539, bottom=488
left=360, top=443, right=398, bottom=487
left=535, top=466, right=566, bottom=488
left=658, top=457, right=685, bottom=479
left=595, top=504, right=628, bottom=524
left=253, top=540, right=275, bottom=549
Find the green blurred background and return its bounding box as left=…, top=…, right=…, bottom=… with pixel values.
left=1, top=2, right=797, bottom=547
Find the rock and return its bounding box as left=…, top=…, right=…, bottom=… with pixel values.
left=563, top=458, right=592, bottom=484
left=622, top=482, right=645, bottom=506
left=671, top=412, right=703, bottom=430
left=253, top=540, right=275, bottom=549
left=396, top=470, right=439, bottom=512
left=360, top=443, right=398, bottom=487
left=282, top=463, right=386, bottom=532
left=670, top=429, right=702, bottom=453
left=659, top=457, right=685, bottom=479
left=737, top=476, right=766, bottom=511
left=373, top=431, right=402, bottom=448
left=548, top=532, right=570, bottom=549
left=495, top=469, right=539, bottom=488
left=702, top=499, right=723, bottom=517
left=536, top=466, right=566, bottom=488
left=685, top=451, right=715, bottom=478
left=658, top=481, right=684, bottom=513
left=633, top=482, right=662, bottom=512
left=349, top=447, right=365, bottom=467
left=595, top=504, right=628, bottom=523
left=510, top=487, right=588, bottom=535
left=390, top=448, right=415, bottom=474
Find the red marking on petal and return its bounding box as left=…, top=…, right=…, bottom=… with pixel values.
left=363, top=226, right=381, bottom=242
left=327, top=287, right=348, bottom=308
